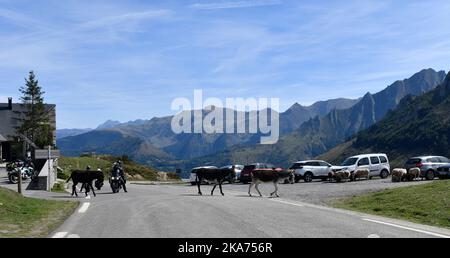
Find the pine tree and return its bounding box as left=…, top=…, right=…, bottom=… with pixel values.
left=14, top=71, right=53, bottom=149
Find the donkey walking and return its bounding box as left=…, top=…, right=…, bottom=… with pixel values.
left=248, top=168, right=293, bottom=198
left=194, top=167, right=234, bottom=196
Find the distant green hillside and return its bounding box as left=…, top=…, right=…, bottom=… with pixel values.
left=59, top=155, right=166, bottom=181
left=319, top=72, right=450, bottom=168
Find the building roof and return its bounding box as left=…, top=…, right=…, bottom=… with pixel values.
left=0, top=102, right=56, bottom=141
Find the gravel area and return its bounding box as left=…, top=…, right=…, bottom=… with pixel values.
left=190, top=178, right=435, bottom=205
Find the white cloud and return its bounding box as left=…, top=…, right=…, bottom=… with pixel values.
left=191, top=0, right=282, bottom=10
left=77, top=10, right=171, bottom=31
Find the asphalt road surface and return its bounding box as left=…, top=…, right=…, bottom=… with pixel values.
left=49, top=183, right=450, bottom=238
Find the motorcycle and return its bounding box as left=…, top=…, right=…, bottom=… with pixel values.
left=7, top=160, right=38, bottom=184
left=109, top=169, right=123, bottom=193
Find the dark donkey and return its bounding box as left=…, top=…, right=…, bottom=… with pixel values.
left=195, top=167, right=234, bottom=196
left=66, top=170, right=104, bottom=197
left=248, top=168, right=293, bottom=198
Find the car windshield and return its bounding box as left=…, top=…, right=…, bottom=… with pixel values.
left=341, top=158, right=358, bottom=166
left=439, top=157, right=449, bottom=163
left=406, top=158, right=421, bottom=165
left=290, top=163, right=305, bottom=169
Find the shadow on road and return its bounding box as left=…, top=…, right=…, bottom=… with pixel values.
left=233, top=195, right=253, bottom=198
left=179, top=193, right=230, bottom=197
left=96, top=192, right=117, bottom=195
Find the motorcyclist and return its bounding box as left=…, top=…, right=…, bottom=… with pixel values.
left=24, top=156, right=35, bottom=169
left=112, top=160, right=127, bottom=192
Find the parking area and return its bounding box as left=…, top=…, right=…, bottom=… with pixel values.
left=0, top=165, right=436, bottom=206
left=203, top=178, right=434, bottom=205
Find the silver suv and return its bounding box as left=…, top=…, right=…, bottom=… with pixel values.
left=290, top=160, right=334, bottom=183
left=404, top=156, right=449, bottom=180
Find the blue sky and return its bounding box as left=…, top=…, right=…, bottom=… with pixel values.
left=1, top=0, right=450, bottom=129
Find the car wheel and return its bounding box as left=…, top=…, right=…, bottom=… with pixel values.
left=425, top=170, right=435, bottom=181
left=304, top=173, right=313, bottom=183
left=380, top=170, right=389, bottom=179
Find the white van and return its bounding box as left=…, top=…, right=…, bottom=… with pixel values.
left=339, top=154, right=391, bottom=179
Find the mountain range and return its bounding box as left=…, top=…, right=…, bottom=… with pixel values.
left=57, top=68, right=447, bottom=175
left=318, top=70, right=450, bottom=168
left=58, top=97, right=360, bottom=160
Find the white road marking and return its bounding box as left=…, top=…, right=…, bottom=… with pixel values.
left=78, top=202, right=90, bottom=213
left=52, top=232, right=68, bottom=238
left=367, top=234, right=380, bottom=238
left=67, top=234, right=80, bottom=238
left=271, top=199, right=304, bottom=207
left=363, top=218, right=450, bottom=238
left=85, top=195, right=91, bottom=199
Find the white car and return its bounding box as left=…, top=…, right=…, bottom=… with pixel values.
left=189, top=166, right=218, bottom=185
left=220, top=165, right=244, bottom=183
left=290, top=160, right=335, bottom=183
left=338, top=154, right=391, bottom=179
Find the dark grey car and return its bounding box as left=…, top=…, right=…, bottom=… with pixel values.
left=404, top=156, right=450, bottom=180
left=437, top=164, right=450, bottom=179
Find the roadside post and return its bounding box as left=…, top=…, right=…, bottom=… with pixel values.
left=47, top=146, right=51, bottom=191
left=18, top=162, right=22, bottom=194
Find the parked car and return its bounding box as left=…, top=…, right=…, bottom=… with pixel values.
left=437, top=164, right=450, bottom=179
left=290, top=160, right=335, bottom=183
left=189, top=166, right=218, bottom=185
left=338, top=154, right=390, bottom=179
left=404, top=156, right=450, bottom=180
left=220, top=165, right=244, bottom=183
left=240, top=163, right=277, bottom=184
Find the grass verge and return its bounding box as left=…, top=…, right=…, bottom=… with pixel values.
left=333, top=180, right=450, bottom=228
left=0, top=187, right=78, bottom=238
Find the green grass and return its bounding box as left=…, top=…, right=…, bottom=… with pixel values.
left=0, top=188, right=78, bottom=238
left=333, top=180, right=450, bottom=228
left=51, top=181, right=66, bottom=193
left=59, top=155, right=167, bottom=181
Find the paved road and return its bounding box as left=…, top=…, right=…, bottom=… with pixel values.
left=49, top=183, right=450, bottom=238
left=1, top=169, right=448, bottom=238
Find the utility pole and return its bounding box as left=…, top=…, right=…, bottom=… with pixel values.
left=47, top=145, right=51, bottom=191
left=18, top=141, right=26, bottom=195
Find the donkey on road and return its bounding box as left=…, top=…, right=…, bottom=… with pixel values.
left=248, top=168, right=293, bottom=198
left=67, top=170, right=104, bottom=197
left=195, top=167, right=234, bottom=196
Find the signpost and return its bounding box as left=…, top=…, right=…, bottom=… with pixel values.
left=35, top=148, right=60, bottom=191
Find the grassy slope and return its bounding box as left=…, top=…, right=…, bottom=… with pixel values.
left=333, top=180, right=450, bottom=228
left=59, top=155, right=172, bottom=181
left=0, top=188, right=78, bottom=238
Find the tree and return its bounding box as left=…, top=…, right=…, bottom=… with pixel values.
left=14, top=71, right=54, bottom=150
